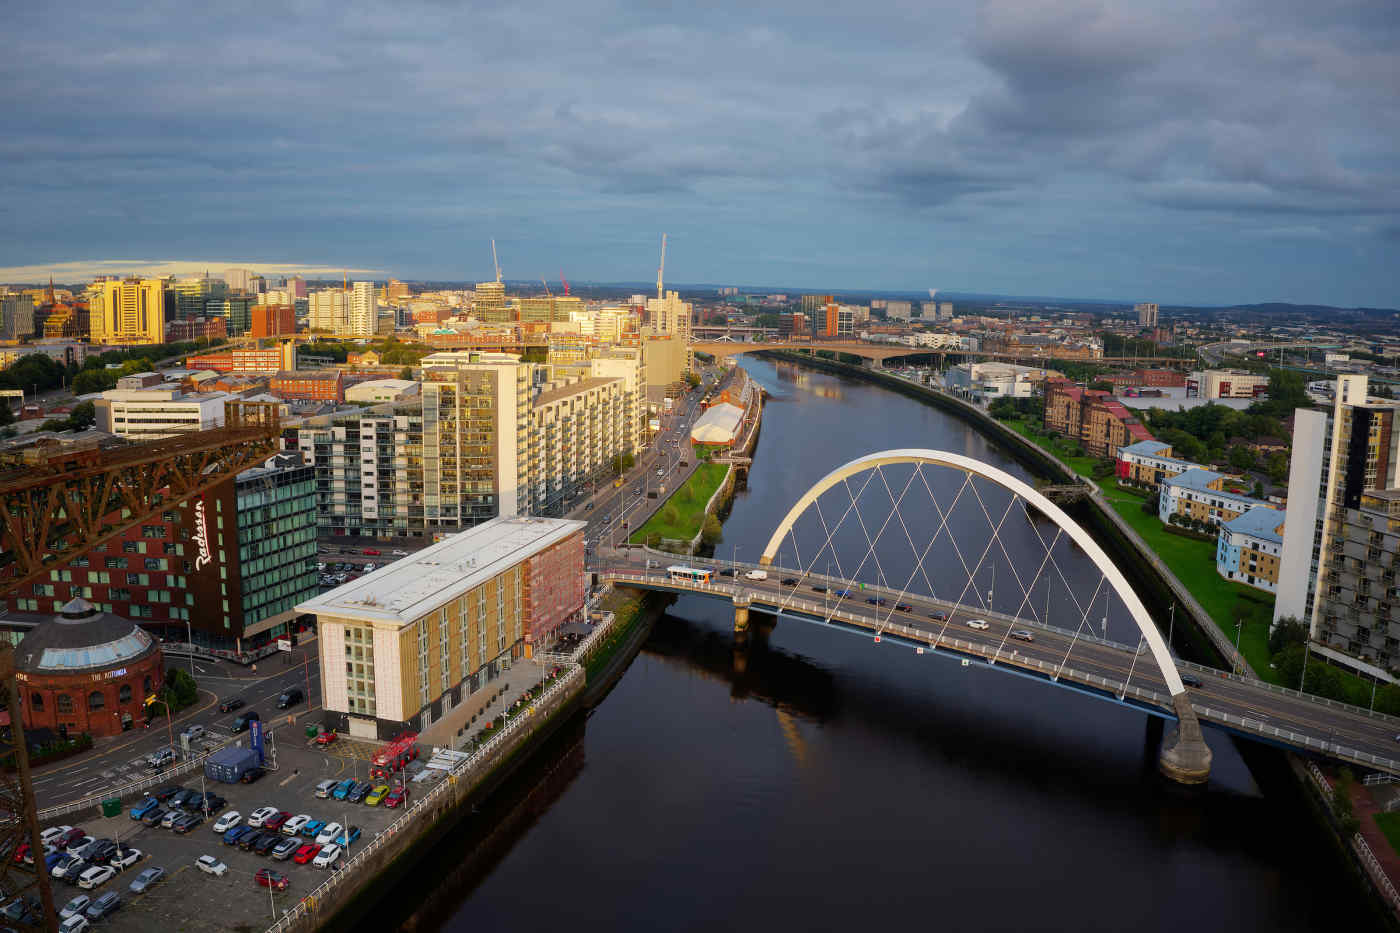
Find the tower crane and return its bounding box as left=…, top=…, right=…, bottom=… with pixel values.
left=492, top=239, right=502, bottom=284
left=541, top=278, right=553, bottom=298
left=656, top=232, right=667, bottom=301
left=560, top=271, right=570, bottom=297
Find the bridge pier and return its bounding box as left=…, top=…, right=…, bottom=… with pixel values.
left=1158, top=694, right=1212, bottom=785
left=732, top=594, right=751, bottom=644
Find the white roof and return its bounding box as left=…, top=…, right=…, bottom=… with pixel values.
left=295, top=516, right=585, bottom=626
left=690, top=402, right=744, bottom=444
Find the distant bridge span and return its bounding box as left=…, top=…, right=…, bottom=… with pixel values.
left=690, top=340, right=1186, bottom=365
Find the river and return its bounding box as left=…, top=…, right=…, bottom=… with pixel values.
left=360, top=356, right=1378, bottom=933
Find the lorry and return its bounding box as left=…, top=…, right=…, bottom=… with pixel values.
left=204, top=746, right=259, bottom=784
left=744, top=570, right=768, bottom=581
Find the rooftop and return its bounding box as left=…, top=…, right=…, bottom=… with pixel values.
left=1166, top=467, right=1266, bottom=505
left=533, top=376, right=619, bottom=407
left=1221, top=505, right=1285, bottom=543
left=691, top=402, right=745, bottom=444
left=1118, top=439, right=1172, bottom=457
left=295, top=516, right=586, bottom=626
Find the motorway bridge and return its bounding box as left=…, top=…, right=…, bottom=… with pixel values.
left=595, top=449, right=1400, bottom=784
left=691, top=339, right=1189, bottom=366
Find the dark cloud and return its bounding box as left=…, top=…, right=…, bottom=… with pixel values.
left=0, top=0, right=1396, bottom=305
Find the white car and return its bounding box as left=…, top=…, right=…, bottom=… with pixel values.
left=65, top=836, right=95, bottom=857
left=76, top=865, right=115, bottom=889
left=314, top=781, right=337, bottom=799
left=966, top=619, right=990, bottom=630
left=314, top=822, right=343, bottom=846
left=59, top=916, right=90, bottom=933
left=41, top=825, right=74, bottom=847
left=110, top=848, right=142, bottom=870
left=160, top=809, right=184, bottom=829
left=391, top=550, right=408, bottom=556
left=59, top=894, right=89, bottom=919
left=246, top=806, right=278, bottom=828
left=212, top=811, right=241, bottom=833
left=281, top=815, right=311, bottom=836
left=312, top=844, right=342, bottom=869
left=195, top=855, right=227, bottom=877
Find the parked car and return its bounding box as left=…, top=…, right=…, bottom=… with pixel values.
left=383, top=787, right=406, bottom=809
left=301, top=819, right=326, bottom=839
left=83, top=892, right=121, bottom=921
left=239, top=831, right=271, bottom=852
left=281, top=815, right=311, bottom=836
left=334, top=826, right=362, bottom=847
left=312, top=844, right=342, bottom=869
left=966, top=619, right=990, bottom=630
left=57, top=827, right=87, bottom=848
left=263, top=811, right=292, bottom=832
left=129, top=798, right=160, bottom=821
left=77, top=865, right=115, bottom=890
left=41, top=825, right=74, bottom=847
left=331, top=780, right=356, bottom=801
left=255, top=868, right=290, bottom=891
left=170, top=789, right=201, bottom=809
left=315, top=731, right=337, bottom=746
left=195, top=855, right=227, bottom=876
left=173, top=813, right=204, bottom=834
left=160, top=809, right=185, bottom=829
left=50, top=854, right=81, bottom=880
left=254, top=833, right=284, bottom=856
left=240, top=767, right=267, bottom=784
left=110, top=848, right=142, bottom=870
left=150, top=786, right=182, bottom=803
left=129, top=866, right=165, bottom=894
left=213, top=811, right=242, bottom=833
left=54, top=856, right=87, bottom=882
left=270, top=838, right=300, bottom=861
left=314, top=780, right=337, bottom=799
left=203, top=793, right=227, bottom=814
left=59, top=894, right=90, bottom=919
left=346, top=781, right=372, bottom=804
left=139, top=808, right=167, bottom=828
left=59, top=915, right=90, bottom=933
left=246, top=806, right=278, bottom=828
left=223, top=826, right=254, bottom=846
left=314, top=822, right=344, bottom=846
left=65, top=836, right=95, bottom=857
left=364, top=785, right=390, bottom=806
left=85, top=841, right=118, bottom=865
left=292, top=844, right=321, bottom=865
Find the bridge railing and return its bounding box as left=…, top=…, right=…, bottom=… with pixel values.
left=1192, top=704, right=1400, bottom=775
left=613, top=550, right=1400, bottom=729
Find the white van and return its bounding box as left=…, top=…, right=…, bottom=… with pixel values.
left=743, top=570, right=768, bottom=581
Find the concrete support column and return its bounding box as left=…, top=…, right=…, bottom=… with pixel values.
left=733, top=594, right=751, bottom=643
left=1158, top=693, right=1212, bottom=785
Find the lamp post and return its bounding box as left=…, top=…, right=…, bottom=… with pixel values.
left=1233, top=619, right=1244, bottom=675
left=185, top=618, right=195, bottom=678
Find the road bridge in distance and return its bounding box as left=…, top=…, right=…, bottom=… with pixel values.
left=595, top=449, right=1400, bottom=785
left=690, top=339, right=1189, bottom=366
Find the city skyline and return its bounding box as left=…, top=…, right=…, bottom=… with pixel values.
left=4, top=1, right=1397, bottom=308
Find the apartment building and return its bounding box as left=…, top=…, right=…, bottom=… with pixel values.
left=1158, top=468, right=1275, bottom=525
left=1187, top=369, right=1269, bottom=399
left=1276, top=375, right=1400, bottom=667
left=0, top=294, right=35, bottom=340
left=1043, top=381, right=1154, bottom=458
left=297, top=516, right=585, bottom=739
left=1135, top=302, right=1159, bottom=327
left=528, top=376, right=627, bottom=515
left=270, top=369, right=344, bottom=403
left=90, top=278, right=167, bottom=344
left=1216, top=506, right=1285, bottom=593
left=1115, top=439, right=1200, bottom=486
left=348, top=281, right=377, bottom=337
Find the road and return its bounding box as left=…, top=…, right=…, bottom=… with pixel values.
left=596, top=550, right=1400, bottom=776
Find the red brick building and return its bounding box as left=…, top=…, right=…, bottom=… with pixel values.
left=1102, top=368, right=1186, bottom=388
left=186, top=344, right=294, bottom=373
left=165, top=318, right=227, bottom=343
left=269, top=369, right=344, bottom=403
left=251, top=304, right=295, bottom=338
left=14, top=599, right=164, bottom=737
left=1043, top=380, right=1155, bottom=459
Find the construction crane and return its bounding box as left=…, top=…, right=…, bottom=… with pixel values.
left=560, top=271, right=570, bottom=297
left=540, top=278, right=553, bottom=298
left=491, top=239, right=502, bottom=284
left=656, top=232, right=667, bottom=301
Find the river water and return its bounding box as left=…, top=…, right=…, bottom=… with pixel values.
left=364, top=357, right=1377, bottom=933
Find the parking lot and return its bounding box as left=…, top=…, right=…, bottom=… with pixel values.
left=38, top=729, right=437, bottom=932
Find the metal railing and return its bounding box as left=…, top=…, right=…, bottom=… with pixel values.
left=1304, top=761, right=1400, bottom=914
left=36, top=735, right=236, bottom=822
left=263, top=665, right=583, bottom=933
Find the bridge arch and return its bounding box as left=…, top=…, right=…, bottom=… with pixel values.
left=759, top=448, right=1187, bottom=697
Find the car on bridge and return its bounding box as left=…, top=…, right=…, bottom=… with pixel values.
left=866, top=597, right=887, bottom=606
left=895, top=603, right=913, bottom=612
left=781, top=578, right=799, bottom=586
left=1010, top=629, right=1035, bottom=642
left=929, top=610, right=948, bottom=621
left=966, top=619, right=989, bottom=630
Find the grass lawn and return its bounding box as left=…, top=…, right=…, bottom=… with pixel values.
left=629, top=463, right=729, bottom=546
left=1000, top=415, right=1280, bottom=681
left=1375, top=812, right=1400, bottom=859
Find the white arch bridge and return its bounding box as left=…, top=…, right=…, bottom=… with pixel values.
left=595, top=449, right=1400, bottom=785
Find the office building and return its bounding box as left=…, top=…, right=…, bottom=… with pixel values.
left=0, top=294, right=35, bottom=341
left=270, top=370, right=344, bottom=403
left=224, top=268, right=251, bottom=292
left=474, top=281, right=509, bottom=322
left=297, top=516, right=586, bottom=739
left=186, top=343, right=296, bottom=373
left=1276, top=375, right=1400, bottom=666
left=90, top=278, right=168, bottom=344
left=251, top=304, right=296, bottom=338
left=309, top=288, right=349, bottom=334
left=223, top=293, right=255, bottom=336
left=94, top=386, right=231, bottom=439
left=171, top=275, right=227, bottom=322
left=1216, top=506, right=1285, bottom=593
left=1135, top=302, right=1159, bottom=327
left=1187, top=370, right=1270, bottom=399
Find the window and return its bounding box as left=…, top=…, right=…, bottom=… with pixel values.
left=56, top=694, right=73, bottom=714
left=88, top=691, right=105, bottom=711
left=30, top=692, right=43, bottom=712
left=118, top=684, right=132, bottom=704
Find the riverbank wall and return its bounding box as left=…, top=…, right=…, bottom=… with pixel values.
left=753, top=349, right=1235, bottom=672
left=265, top=668, right=585, bottom=933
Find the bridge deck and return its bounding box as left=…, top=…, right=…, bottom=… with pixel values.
left=597, top=553, right=1400, bottom=777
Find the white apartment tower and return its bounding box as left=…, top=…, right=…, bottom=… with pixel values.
left=309, top=288, right=348, bottom=334
left=348, top=281, right=378, bottom=337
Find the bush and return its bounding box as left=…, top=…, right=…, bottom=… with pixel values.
left=1141, top=491, right=1160, bottom=516
left=701, top=514, right=722, bottom=546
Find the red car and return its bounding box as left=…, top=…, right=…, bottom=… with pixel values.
left=12, top=843, right=29, bottom=864
left=361, top=548, right=380, bottom=556
left=57, top=828, right=86, bottom=849
left=383, top=788, right=405, bottom=809
left=292, top=843, right=321, bottom=865
left=263, top=811, right=292, bottom=832
left=255, top=868, right=290, bottom=891
left=315, top=732, right=337, bottom=746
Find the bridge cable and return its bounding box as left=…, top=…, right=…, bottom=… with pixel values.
left=773, top=467, right=883, bottom=615
left=914, top=469, right=995, bottom=616
left=988, top=516, right=1065, bottom=666
left=1018, top=499, right=1097, bottom=643
left=1053, top=573, right=1107, bottom=682
left=964, top=482, right=1041, bottom=626
left=870, top=463, right=943, bottom=607
left=833, top=466, right=928, bottom=629
left=938, top=484, right=1022, bottom=621
left=1120, top=634, right=1146, bottom=701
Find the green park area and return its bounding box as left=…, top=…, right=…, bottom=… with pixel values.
left=630, top=463, right=729, bottom=548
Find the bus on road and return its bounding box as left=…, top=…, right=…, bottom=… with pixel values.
left=668, top=566, right=713, bottom=584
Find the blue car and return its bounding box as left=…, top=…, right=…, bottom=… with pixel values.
left=43, top=851, right=67, bottom=872
left=301, top=819, right=326, bottom=839
left=223, top=825, right=254, bottom=846
left=129, top=797, right=161, bottom=821
left=331, top=779, right=356, bottom=801
left=334, top=826, right=361, bottom=847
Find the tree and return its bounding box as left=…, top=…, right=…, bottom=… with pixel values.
left=1252, top=481, right=1264, bottom=498
left=701, top=514, right=722, bottom=547
left=1268, top=616, right=1307, bottom=656
left=1141, top=491, right=1160, bottom=516
left=1265, top=452, right=1289, bottom=484
left=1332, top=769, right=1361, bottom=835
left=0, top=403, right=12, bottom=427
left=1227, top=445, right=1257, bottom=472
left=611, top=452, right=636, bottom=476
left=400, top=366, right=413, bottom=380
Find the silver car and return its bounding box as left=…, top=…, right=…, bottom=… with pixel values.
left=128, top=866, right=164, bottom=894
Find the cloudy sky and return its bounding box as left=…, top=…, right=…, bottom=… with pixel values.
left=3, top=0, right=1397, bottom=306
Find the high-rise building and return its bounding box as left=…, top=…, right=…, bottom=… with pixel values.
left=223, top=294, right=255, bottom=336
left=90, top=278, right=168, bottom=344
left=224, top=268, right=251, bottom=292
left=0, top=294, right=35, bottom=340
left=309, top=288, right=348, bottom=334
left=1136, top=302, right=1160, bottom=327
left=801, top=294, right=834, bottom=318
left=821, top=302, right=852, bottom=337
left=886, top=301, right=913, bottom=321
left=474, top=281, right=509, bottom=321
left=1276, top=375, right=1400, bottom=666
left=298, top=516, right=585, bottom=739
left=528, top=375, right=627, bottom=515
left=172, top=275, right=227, bottom=322
left=646, top=290, right=692, bottom=342
left=348, top=281, right=377, bottom=336
left=251, top=304, right=295, bottom=338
